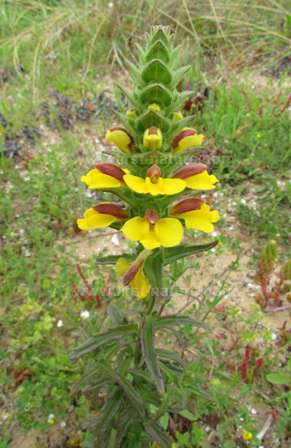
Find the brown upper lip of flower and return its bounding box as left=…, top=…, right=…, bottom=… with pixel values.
left=173, top=163, right=208, bottom=179
left=172, top=197, right=204, bottom=214
left=94, top=203, right=128, bottom=219
left=96, top=163, right=125, bottom=181
left=171, top=129, right=198, bottom=148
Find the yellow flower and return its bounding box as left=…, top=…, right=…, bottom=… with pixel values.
left=172, top=128, right=204, bottom=153
left=242, top=431, right=253, bottom=441
left=172, top=199, right=219, bottom=233
left=121, top=209, right=183, bottom=249
left=77, top=204, right=127, bottom=230
left=124, top=164, right=185, bottom=196
left=106, top=127, right=133, bottom=153
left=81, top=163, right=126, bottom=189
left=143, top=127, right=162, bottom=150
left=116, top=257, right=151, bottom=299
left=173, top=163, right=218, bottom=190
left=148, top=103, right=161, bottom=113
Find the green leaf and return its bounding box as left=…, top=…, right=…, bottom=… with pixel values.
left=155, top=315, right=207, bottom=330
left=266, top=372, right=291, bottom=385
left=179, top=409, right=196, bottom=422
left=94, top=254, right=134, bottom=265
left=159, top=413, right=169, bottom=430
left=141, top=316, right=165, bottom=394
left=104, top=368, right=146, bottom=418
left=71, top=324, right=138, bottom=360
left=156, top=348, right=185, bottom=367
left=144, top=250, right=164, bottom=290
left=144, top=420, right=173, bottom=448
left=108, top=428, right=118, bottom=448
left=163, top=242, right=218, bottom=265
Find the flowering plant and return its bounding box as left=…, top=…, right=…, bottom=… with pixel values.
left=72, top=26, right=220, bottom=447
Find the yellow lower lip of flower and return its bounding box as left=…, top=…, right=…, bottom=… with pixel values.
left=123, top=174, right=185, bottom=196
left=106, top=128, right=132, bottom=153
left=81, top=168, right=122, bottom=189
left=77, top=208, right=121, bottom=230
left=174, top=204, right=219, bottom=233
left=174, top=133, right=204, bottom=154
left=115, top=258, right=150, bottom=299
left=185, top=171, right=218, bottom=190
left=121, top=216, right=183, bottom=249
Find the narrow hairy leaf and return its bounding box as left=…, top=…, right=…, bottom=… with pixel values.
left=155, top=315, right=207, bottom=330
left=163, top=242, right=218, bottom=265
left=94, top=254, right=134, bottom=265
left=71, top=324, right=138, bottom=360
left=144, top=420, right=173, bottom=448
left=141, top=316, right=165, bottom=394
left=105, top=368, right=146, bottom=417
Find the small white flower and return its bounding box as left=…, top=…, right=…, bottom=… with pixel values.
left=111, top=233, right=119, bottom=246
left=48, top=414, right=55, bottom=424
left=250, top=408, right=257, bottom=415
left=271, top=332, right=277, bottom=341
left=59, top=421, right=66, bottom=428
left=108, top=1, right=114, bottom=7
left=57, top=320, right=64, bottom=328
left=85, top=190, right=94, bottom=198
left=80, top=310, right=90, bottom=319
left=212, top=231, right=219, bottom=237
left=240, top=198, right=247, bottom=205
left=23, top=248, right=32, bottom=257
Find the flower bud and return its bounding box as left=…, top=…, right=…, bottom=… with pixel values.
left=123, top=261, right=142, bottom=286
left=106, top=127, right=133, bottom=153
left=173, top=111, right=183, bottom=121
left=144, top=209, right=159, bottom=224
left=171, top=198, right=203, bottom=214
left=173, top=163, right=207, bottom=179
left=143, top=127, right=163, bottom=150
left=126, top=109, right=136, bottom=118
left=94, top=203, right=128, bottom=219
left=146, top=164, right=161, bottom=183
left=95, top=163, right=125, bottom=182
left=148, top=103, right=161, bottom=113
left=172, top=128, right=204, bottom=153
